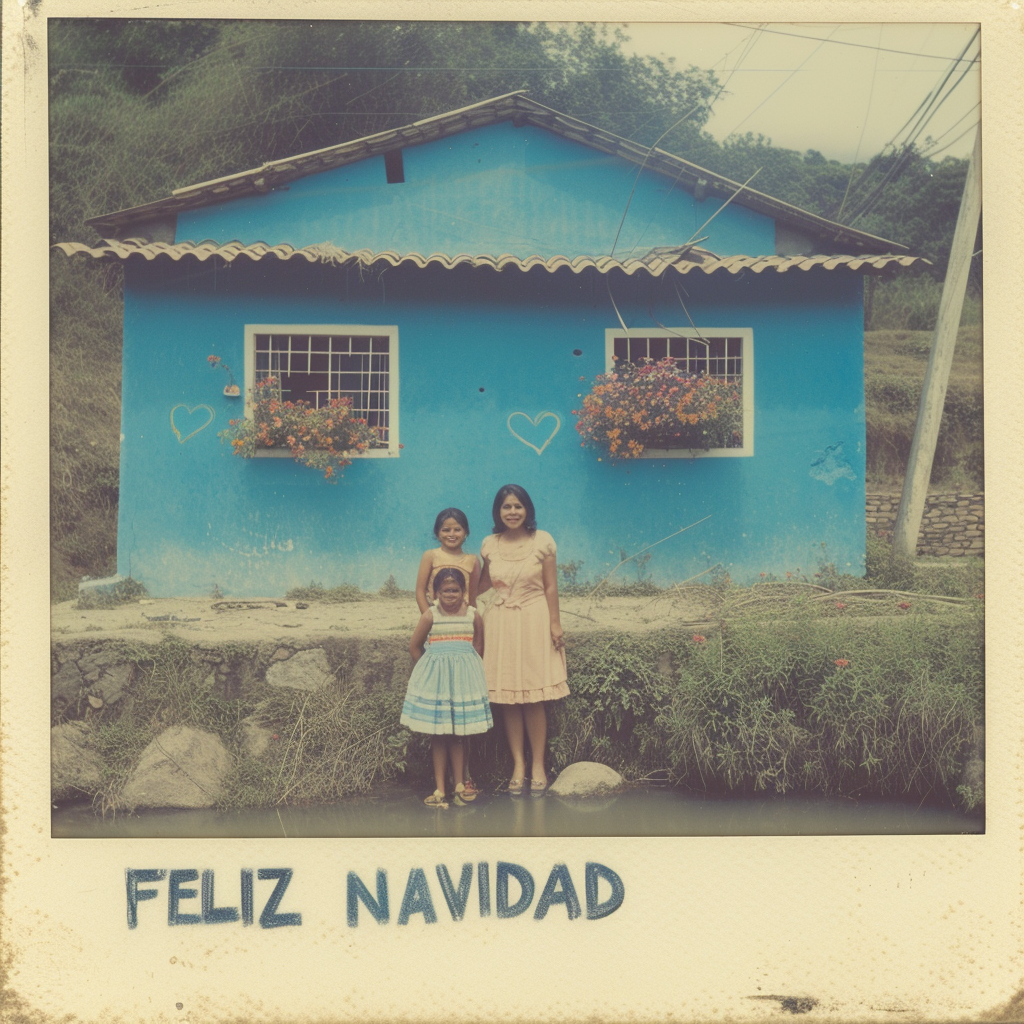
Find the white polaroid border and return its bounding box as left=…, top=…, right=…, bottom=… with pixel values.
left=3, top=1, right=1022, bottom=1021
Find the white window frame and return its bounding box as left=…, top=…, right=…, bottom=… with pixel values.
left=244, top=324, right=400, bottom=459
left=604, top=327, right=754, bottom=458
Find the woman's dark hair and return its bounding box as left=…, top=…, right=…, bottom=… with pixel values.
left=431, top=566, right=467, bottom=594
left=491, top=484, right=537, bottom=534
left=433, top=507, right=470, bottom=538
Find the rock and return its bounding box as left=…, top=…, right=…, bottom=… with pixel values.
left=549, top=761, right=625, bottom=797
left=270, top=647, right=293, bottom=662
left=238, top=719, right=273, bottom=758
left=265, top=647, right=333, bottom=690
left=91, top=663, right=132, bottom=704
left=121, top=726, right=232, bottom=810
left=51, top=658, right=84, bottom=704
left=51, top=721, right=104, bottom=799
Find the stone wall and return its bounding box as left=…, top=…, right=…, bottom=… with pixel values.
left=866, top=492, right=984, bottom=557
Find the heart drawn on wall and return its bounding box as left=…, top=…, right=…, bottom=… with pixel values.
left=170, top=404, right=215, bottom=444
left=507, top=411, right=561, bottom=456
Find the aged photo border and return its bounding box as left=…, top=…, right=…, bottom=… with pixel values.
left=3, top=0, right=1022, bottom=1021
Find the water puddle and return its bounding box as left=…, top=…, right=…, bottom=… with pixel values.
left=52, top=788, right=982, bottom=839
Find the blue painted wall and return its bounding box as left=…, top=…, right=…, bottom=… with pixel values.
left=176, top=122, right=773, bottom=259
left=119, top=257, right=866, bottom=597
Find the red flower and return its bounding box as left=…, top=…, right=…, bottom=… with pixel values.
left=835, top=602, right=847, bottom=611
left=897, top=602, right=911, bottom=610
left=207, top=354, right=220, bottom=365
left=692, top=634, right=706, bottom=644
left=834, top=659, right=850, bottom=669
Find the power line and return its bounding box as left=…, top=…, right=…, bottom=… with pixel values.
left=722, top=23, right=981, bottom=64
left=720, top=25, right=839, bottom=142
left=836, top=24, right=882, bottom=221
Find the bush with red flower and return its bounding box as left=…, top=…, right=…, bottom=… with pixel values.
left=572, top=356, right=742, bottom=458
left=218, top=377, right=380, bottom=481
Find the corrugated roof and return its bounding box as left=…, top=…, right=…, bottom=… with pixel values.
left=83, top=92, right=907, bottom=255
left=53, top=239, right=927, bottom=277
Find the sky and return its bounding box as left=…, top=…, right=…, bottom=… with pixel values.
left=609, top=21, right=980, bottom=164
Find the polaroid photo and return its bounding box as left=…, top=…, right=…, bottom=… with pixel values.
left=3, top=0, right=1022, bottom=1020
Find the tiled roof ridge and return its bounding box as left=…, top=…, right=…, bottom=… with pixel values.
left=82, top=93, right=907, bottom=255
left=53, top=238, right=928, bottom=277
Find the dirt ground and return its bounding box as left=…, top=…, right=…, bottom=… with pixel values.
left=51, top=590, right=717, bottom=646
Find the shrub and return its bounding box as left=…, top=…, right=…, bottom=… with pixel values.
left=285, top=581, right=363, bottom=603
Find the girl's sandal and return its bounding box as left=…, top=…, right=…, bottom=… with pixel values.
left=424, top=790, right=449, bottom=809
left=453, top=782, right=477, bottom=804
left=507, top=778, right=526, bottom=797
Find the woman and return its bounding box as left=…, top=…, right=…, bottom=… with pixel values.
left=478, top=484, right=568, bottom=796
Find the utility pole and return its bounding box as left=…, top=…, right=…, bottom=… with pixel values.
left=891, top=130, right=982, bottom=559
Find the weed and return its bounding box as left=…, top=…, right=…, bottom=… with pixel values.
left=227, top=684, right=409, bottom=806
left=88, top=637, right=245, bottom=812
left=76, top=575, right=148, bottom=609
left=378, top=574, right=410, bottom=599
left=285, top=581, right=363, bottom=603
left=559, top=560, right=585, bottom=588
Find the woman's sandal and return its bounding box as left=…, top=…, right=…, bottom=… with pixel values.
left=529, top=777, right=549, bottom=798
left=424, top=789, right=449, bottom=809
left=507, top=778, right=526, bottom=797
left=453, top=782, right=478, bottom=804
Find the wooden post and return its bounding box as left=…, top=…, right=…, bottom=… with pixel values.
left=891, top=131, right=982, bottom=559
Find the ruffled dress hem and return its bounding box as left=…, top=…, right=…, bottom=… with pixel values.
left=489, top=680, right=570, bottom=705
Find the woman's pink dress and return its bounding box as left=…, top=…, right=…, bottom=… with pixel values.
left=480, top=530, right=569, bottom=705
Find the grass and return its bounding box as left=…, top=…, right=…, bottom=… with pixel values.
left=864, top=323, right=983, bottom=493
left=229, top=685, right=409, bottom=807
left=284, top=581, right=363, bottom=603
left=548, top=605, right=983, bottom=811
left=87, top=638, right=246, bottom=813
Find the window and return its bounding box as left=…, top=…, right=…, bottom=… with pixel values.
left=244, top=324, right=400, bottom=457
left=605, top=328, right=754, bottom=457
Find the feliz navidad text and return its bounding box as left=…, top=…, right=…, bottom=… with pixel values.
left=126, top=862, right=624, bottom=929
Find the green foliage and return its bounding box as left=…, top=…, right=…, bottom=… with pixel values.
left=285, top=581, right=363, bottom=603
left=865, top=275, right=982, bottom=333
left=864, top=533, right=918, bottom=591
left=549, top=613, right=983, bottom=810
left=551, top=640, right=668, bottom=774
left=864, top=534, right=984, bottom=599
left=378, top=575, right=409, bottom=599
left=76, top=576, right=148, bottom=609
left=864, top=326, right=983, bottom=492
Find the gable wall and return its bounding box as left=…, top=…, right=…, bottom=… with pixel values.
left=174, top=122, right=775, bottom=259
left=119, top=258, right=865, bottom=597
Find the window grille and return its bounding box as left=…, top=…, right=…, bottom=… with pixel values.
left=605, top=328, right=754, bottom=458
left=253, top=332, right=392, bottom=445
left=611, top=335, right=743, bottom=379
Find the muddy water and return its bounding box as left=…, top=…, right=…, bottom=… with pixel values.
left=52, top=788, right=982, bottom=839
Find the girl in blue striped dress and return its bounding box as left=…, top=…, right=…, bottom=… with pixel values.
left=401, top=567, right=493, bottom=808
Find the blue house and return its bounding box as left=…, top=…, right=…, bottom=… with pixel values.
left=58, top=93, right=922, bottom=597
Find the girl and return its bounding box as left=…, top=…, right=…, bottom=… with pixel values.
left=478, top=484, right=568, bottom=797
left=415, top=507, right=481, bottom=614
left=401, top=567, right=492, bottom=808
